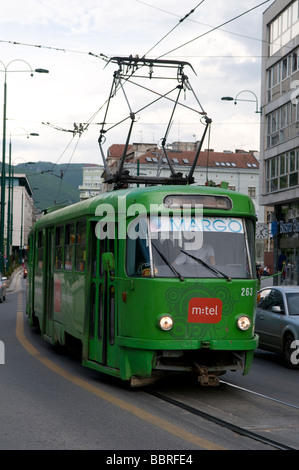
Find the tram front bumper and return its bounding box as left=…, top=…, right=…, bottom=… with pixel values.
left=116, top=335, right=259, bottom=380
left=117, top=335, right=259, bottom=351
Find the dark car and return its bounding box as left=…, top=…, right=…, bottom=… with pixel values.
left=0, top=274, right=7, bottom=302
left=23, top=266, right=27, bottom=278
left=256, top=286, right=299, bottom=368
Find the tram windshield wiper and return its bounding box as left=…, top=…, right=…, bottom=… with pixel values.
left=152, top=243, right=184, bottom=282
left=180, top=249, right=231, bottom=282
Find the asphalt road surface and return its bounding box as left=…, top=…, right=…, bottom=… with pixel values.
left=0, top=270, right=298, bottom=453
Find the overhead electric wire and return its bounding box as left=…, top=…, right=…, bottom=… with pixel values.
left=136, top=0, right=280, bottom=57
left=74, top=2, right=270, bottom=155
left=0, top=39, right=89, bottom=55
left=0, top=0, right=283, bottom=64
left=142, top=1, right=206, bottom=58
left=54, top=133, right=83, bottom=204
left=0, top=1, right=271, bottom=171
left=155, top=0, right=272, bottom=59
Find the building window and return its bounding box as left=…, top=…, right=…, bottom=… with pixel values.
left=265, top=149, right=299, bottom=193
left=267, top=43, right=299, bottom=103
left=290, top=150, right=299, bottom=186
left=248, top=187, right=256, bottom=198
left=279, top=154, right=287, bottom=189
left=269, top=1, right=299, bottom=56
left=266, top=103, right=291, bottom=148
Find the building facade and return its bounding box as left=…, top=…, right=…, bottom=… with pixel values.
left=105, top=143, right=262, bottom=222
left=125, top=146, right=263, bottom=220
left=4, top=172, right=35, bottom=264
left=261, top=0, right=299, bottom=284
left=80, top=142, right=264, bottom=261
left=79, top=165, right=104, bottom=200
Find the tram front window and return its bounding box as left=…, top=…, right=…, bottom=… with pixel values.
left=126, top=216, right=255, bottom=279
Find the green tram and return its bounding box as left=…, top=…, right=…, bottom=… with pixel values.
left=27, top=184, right=259, bottom=386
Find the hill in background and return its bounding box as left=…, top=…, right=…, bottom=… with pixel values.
left=15, top=162, right=86, bottom=212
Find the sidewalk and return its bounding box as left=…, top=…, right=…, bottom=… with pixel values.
left=259, top=276, right=273, bottom=288
left=6, top=267, right=23, bottom=292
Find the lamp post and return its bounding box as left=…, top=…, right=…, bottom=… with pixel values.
left=0, top=60, right=48, bottom=272
left=6, top=130, right=39, bottom=269
left=221, top=90, right=261, bottom=114
left=20, top=192, right=23, bottom=265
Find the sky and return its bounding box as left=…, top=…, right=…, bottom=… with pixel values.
left=0, top=0, right=274, bottom=167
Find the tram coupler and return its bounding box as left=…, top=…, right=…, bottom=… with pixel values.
left=195, top=364, right=220, bottom=387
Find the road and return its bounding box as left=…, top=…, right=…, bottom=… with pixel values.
left=0, top=270, right=298, bottom=452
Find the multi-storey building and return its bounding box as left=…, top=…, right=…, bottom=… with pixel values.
left=261, top=0, right=299, bottom=284
left=79, top=164, right=104, bottom=200
left=80, top=143, right=264, bottom=262
left=106, top=143, right=262, bottom=220
left=3, top=172, right=35, bottom=264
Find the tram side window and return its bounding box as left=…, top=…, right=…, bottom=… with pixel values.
left=245, top=219, right=256, bottom=277
left=37, top=231, right=43, bottom=268
left=75, top=220, right=86, bottom=272
left=64, top=223, right=75, bottom=271
left=126, top=218, right=150, bottom=276
left=55, top=226, right=64, bottom=270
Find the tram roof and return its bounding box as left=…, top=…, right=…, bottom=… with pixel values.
left=32, top=184, right=256, bottom=232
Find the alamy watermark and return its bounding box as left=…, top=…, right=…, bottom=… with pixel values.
left=0, top=340, right=4, bottom=364
left=290, top=339, right=299, bottom=366
left=93, top=197, right=244, bottom=247
left=291, top=80, right=299, bottom=105
left=94, top=199, right=203, bottom=241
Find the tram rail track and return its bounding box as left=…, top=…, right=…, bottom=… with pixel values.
left=146, top=389, right=296, bottom=450
left=15, top=277, right=298, bottom=451
left=221, top=380, right=299, bottom=410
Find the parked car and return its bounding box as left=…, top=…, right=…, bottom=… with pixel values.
left=23, top=265, right=27, bottom=278
left=0, top=274, right=7, bottom=302
left=256, top=286, right=299, bottom=368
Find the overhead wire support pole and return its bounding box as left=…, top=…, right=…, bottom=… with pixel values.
left=99, top=56, right=211, bottom=187
left=187, top=115, right=212, bottom=184
left=104, top=86, right=178, bottom=134
left=185, top=77, right=207, bottom=115
left=115, top=113, right=135, bottom=184
left=115, top=78, right=136, bottom=181
left=161, top=81, right=184, bottom=177
left=98, top=138, right=111, bottom=179
left=97, top=68, right=122, bottom=180
left=98, top=68, right=121, bottom=143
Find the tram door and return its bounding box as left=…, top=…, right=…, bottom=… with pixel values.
left=88, top=222, right=117, bottom=368
left=43, top=227, right=54, bottom=340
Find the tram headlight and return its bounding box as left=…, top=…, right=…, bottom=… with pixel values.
left=237, top=315, right=251, bottom=331
left=158, top=315, right=174, bottom=331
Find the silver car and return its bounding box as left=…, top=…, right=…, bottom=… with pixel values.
left=256, top=286, right=299, bottom=369
left=0, top=274, right=7, bottom=302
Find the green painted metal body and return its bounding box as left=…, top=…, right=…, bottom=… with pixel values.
left=26, top=185, right=258, bottom=382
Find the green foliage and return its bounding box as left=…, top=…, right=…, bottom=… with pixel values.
left=15, top=162, right=82, bottom=212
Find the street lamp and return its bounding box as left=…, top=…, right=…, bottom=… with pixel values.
left=0, top=60, right=48, bottom=272
left=6, top=130, right=39, bottom=270
left=221, top=90, right=261, bottom=114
